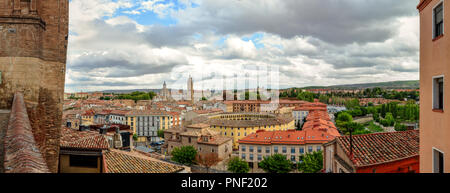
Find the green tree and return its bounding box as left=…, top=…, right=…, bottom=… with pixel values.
left=381, top=104, right=387, bottom=118
left=385, top=113, right=395, bottom=127
left=298, top=151, right=323, bottom=173
left=171, top=146, right=197, bottom=165
left=157, top=130, right=164, bottom=138
left=297, top=92, right=315, bottom=102
left=258, top=154, right=293, bottom=173
left=149, top=91, right=157, bottom=100
left=319, top=95, right=329, bottom=104
left=133, top=133, right=138, bottom=141
left=394, top=122, right=407, bottom=131
left=227, top=157, right=250, bottom=173
left=336, top=112, right=353, bottom=122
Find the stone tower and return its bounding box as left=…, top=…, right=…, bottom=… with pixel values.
left=0, top=0, right=69, bottom=172
left=187, top=75, right=193, bottom=103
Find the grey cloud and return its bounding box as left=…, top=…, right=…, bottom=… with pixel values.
left=174, top=0, right=418, bottom=45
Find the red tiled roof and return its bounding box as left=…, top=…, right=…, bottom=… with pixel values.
left=60, top=127, right=110, bottom=150
left=238, top=130, right=335, bottom=145
left=109, top=110, right=130, bottom=116
left=337, top=130, right=419, bottom=167
left=4, top=92, right=50, bottom=173
left=192, top=109, right=223, bottom=114
left=103, top=149, right=184, bottom=173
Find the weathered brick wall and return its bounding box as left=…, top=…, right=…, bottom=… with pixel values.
left=0, top=0, right=68, bottom=173
left=4, top=92, right=49, bottom=173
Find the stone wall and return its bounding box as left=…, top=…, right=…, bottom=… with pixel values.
left=0, top=0, right=68, bottom=173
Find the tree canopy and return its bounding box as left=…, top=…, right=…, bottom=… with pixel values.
left=258, top=154, right=293, bottom=173
left=227, top=157, right=250, bottom=173
left=171, top=146, right=197, bottom=165
left=298, top=151, right=323, bottom=173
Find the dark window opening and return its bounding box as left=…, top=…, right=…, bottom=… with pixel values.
left=69, top=155, right=98, bottom=168
left=434, top=77, right=444, bottom=110
left=434, top=3, right=444, bottom=38
left=434, top=149, right=444, bottom=173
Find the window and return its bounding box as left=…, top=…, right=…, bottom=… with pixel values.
left=433, top=148, right=444, bottom=173
left=266, top=147, right=270, bottom=154
left=434, top=2, right=444, bottom=38
left=249, top=146, right=254, bottom=152
left=241, top=145, right=246, bottom=152
left=282, top=146, right=287, bottom=153
left=291, top=155, right=296, bottom=162
left=291, top=147, right=296, bottom=154
left=433, top=77, right=444, bottom=110
left=300, top=147, right=304, bottom=154
left=249, top=154, right=254, bottom=161
left=188, top=137, right=191, bottom=143
left=308, top=146, right=313, bottom=153
left=274, top=146, right=278, bottom=153
left=258, top=154, right=262, bottom=161
left=317, top=146, right=321, bottom=151
left=257, top=146, right=262, bottom=153
left=242, top=154, right=246, bottom=160
left=69, top=155, right=98, bottom=168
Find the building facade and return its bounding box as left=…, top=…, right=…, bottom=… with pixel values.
left=164, top=124, right=233, bottom=160
left=126, top=110, right=173, bottom=143
left=418, top=0, right=450, bottom=173
left=238, top=130, right=334, bottom=169
left=205, top=113, right=296, bottom=149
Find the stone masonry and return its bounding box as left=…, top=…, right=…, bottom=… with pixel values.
left=0, top=0, right=68, bottom=172
left=0, top=109, right=10, bottom=173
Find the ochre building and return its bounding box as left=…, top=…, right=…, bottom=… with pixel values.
left=205, top=113, right=295, bottom=149
left=417, top=0, right=449, bottom=173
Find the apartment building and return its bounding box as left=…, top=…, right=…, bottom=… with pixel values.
left=163, top=124, right=233, bottom=160
left=126, top=110, right=173, bottom=143
left=238, top=130, right=335, bottom=169
left=418, top=0, right=449, bottom=173
left=109, top=110, right=129, bottom=125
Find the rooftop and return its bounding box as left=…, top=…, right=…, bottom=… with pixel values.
left=337, top=130, right=419, bottom=167
left=103, top=149, right=184, bottom=173
left=60, top=127, right=110, bottom=151
left=238, top=129, right=337, bottom=145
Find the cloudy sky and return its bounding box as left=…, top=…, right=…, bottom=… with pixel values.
left=66, top=0, right=420, bottom=92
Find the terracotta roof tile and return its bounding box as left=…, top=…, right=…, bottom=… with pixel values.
left=337, top=130, right=419, bottom=167
left=238, top=130, right=335, bottom=145
left=103, top=149, right=184, bottom=173
left=60, top=127, right=110, bottom=150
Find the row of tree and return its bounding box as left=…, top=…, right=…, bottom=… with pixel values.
left=170, top=146, right=323, bottom=173
left=101, top=91, right=157, bottom=102
left=280, top=87, right=419, bottom=105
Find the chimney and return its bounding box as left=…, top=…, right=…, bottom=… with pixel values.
left=99, top=127, right=107, bottom=135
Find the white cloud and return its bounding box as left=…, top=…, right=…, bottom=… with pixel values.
left=65, top=0, right=420, bottom=92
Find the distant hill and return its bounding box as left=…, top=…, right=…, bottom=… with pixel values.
left=95, top=80, right=419, bottom=94
left=100, top=89, right=162, bottom=94
left=302, top=80, right=419, bottom=90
